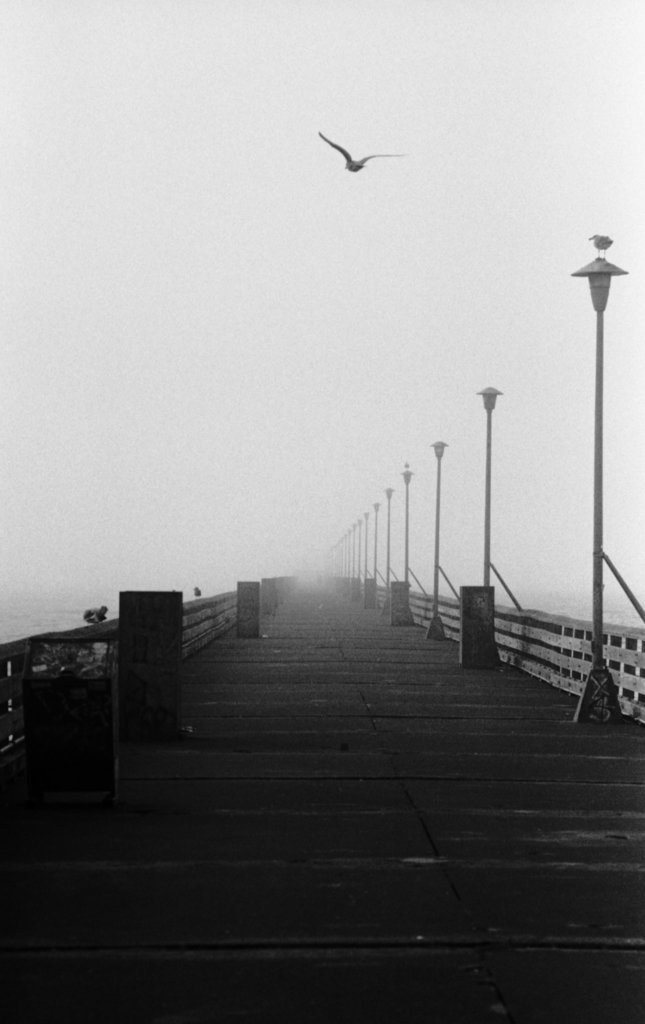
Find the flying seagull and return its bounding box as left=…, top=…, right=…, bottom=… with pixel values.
left=589, top=234, right=613, bottom=256
left=318, top=132, right=405, bottom=172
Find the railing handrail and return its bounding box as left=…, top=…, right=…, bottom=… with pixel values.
left=383, top=584, right=645, bottom=724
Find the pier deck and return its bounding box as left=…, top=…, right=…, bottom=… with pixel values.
left=3, top=585, right=645, bottom=1022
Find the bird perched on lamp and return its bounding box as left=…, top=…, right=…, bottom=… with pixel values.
left=318, top=132, right=405, bottom=172
left=589, top=235, right=613, bottom=257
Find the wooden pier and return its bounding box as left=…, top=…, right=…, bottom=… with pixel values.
left=3, top=582, right=645, bottom=1022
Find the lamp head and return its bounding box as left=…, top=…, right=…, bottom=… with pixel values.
left=431, top=441, right=448, bottom=459
left=572, top=256, right=628, bottom=312
left=478, top=387, right=503, bottom=411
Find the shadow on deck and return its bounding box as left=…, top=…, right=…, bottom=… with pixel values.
left=3, top=585, right=645, bottom=1023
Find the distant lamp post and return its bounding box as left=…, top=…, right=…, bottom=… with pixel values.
left=385, top=489, right=394, bottom=591
left=402, top=463, right=413, bottom=584
left=427, top=442, right=448, bottom=640
left=382, top=488, right=394, bottom=617
left=349, top=526, right=352, bottom=579
left=373, top=502, right=381, bottom=583
left=357, top=517, right=363, bottom=587
left=572, top=239, right=628, bottom=722
left=392, top=464, right=415, bottom=627
left=478, top=388, right=503, bottom=587
left=363, top=509, right=377, bottom=609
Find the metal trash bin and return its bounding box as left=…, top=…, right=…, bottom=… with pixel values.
left=22, top=637, right=118, bottom=803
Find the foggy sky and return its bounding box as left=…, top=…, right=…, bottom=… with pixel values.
left=2, top=0, right=644, bottom=619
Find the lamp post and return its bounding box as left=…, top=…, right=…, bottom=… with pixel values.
left=347, top=527, right=353, bottom=596
left=391, top=464, right=415, bottom=627
left=382, top=488, right=394, bottom=618
left=373, top=502, right=381, bottom=583
left=357, top=517, right=363, bottom=589
left=385, top=489, right=394, bottom=591
left=351, top=522, right=357, bottom=588
left=364, top=511, right=370, bottom=578
left=478, top=388, right=503, bottom=587
left=402, top=463, right=413, bottom=585
left=427, top=442, right=448, bottom=640
left=572, top=241, right=628, bottom=722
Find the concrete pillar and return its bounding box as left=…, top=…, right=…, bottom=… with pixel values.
left=261, top=578, right=278, bottom=617
left=237, top=581, right=260, bottom=637
left=335, top=576, right=350, bottom=598
left=390, top=581, right=415, bottom=626
left=364, top=578, right=377, bottom=609
left=118, top=591, right=183, bottom=741
left=459, top=586, right=498, bottom=668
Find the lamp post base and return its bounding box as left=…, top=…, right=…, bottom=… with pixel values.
left=426, top=614, right=446, bottom=640
left=574, top=666, right=623, bottom=724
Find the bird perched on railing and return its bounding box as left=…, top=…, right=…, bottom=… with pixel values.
left=318, top=132, right=405, bottom=172
left=589, top=235, right=613, bottom=257
left=83, top=605, right=108, bottom=624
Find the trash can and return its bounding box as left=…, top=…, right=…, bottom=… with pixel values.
left=22, top=636, right=118, bottom=803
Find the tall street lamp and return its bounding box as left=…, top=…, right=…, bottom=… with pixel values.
left=391, top=464, right=415, bottom=627
left=363, top=511, right=370, bottom=578
left=357, top=518, right=363, bottom=587
left=572, top=240, right=628, bottom=722
left=478, top=388, right=503, bottom=587
left=427, top=442, right=448, bottom=640
left=373, top=502, right=381, bottom=583
left=385, top=489, right=394, bottom=591
left=382, top=488, right=394, bottom=618
left=402, top=463, right=413, bottom=585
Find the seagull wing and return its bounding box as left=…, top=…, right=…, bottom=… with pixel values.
left=318, top=132, right=353, bottom=161
left=361, top=154, right=407, bottom=162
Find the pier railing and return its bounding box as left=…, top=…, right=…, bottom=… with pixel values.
left=4, top=579, right=645, bottom=788
left=397, top=587, right=645, bottom=723
left=0, top=590, right=237, bottom=788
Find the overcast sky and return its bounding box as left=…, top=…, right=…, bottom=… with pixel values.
left=2, top=0, right=644, bottom=618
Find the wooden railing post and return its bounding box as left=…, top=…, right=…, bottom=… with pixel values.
left=118, top=591, right=183, bottom=740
